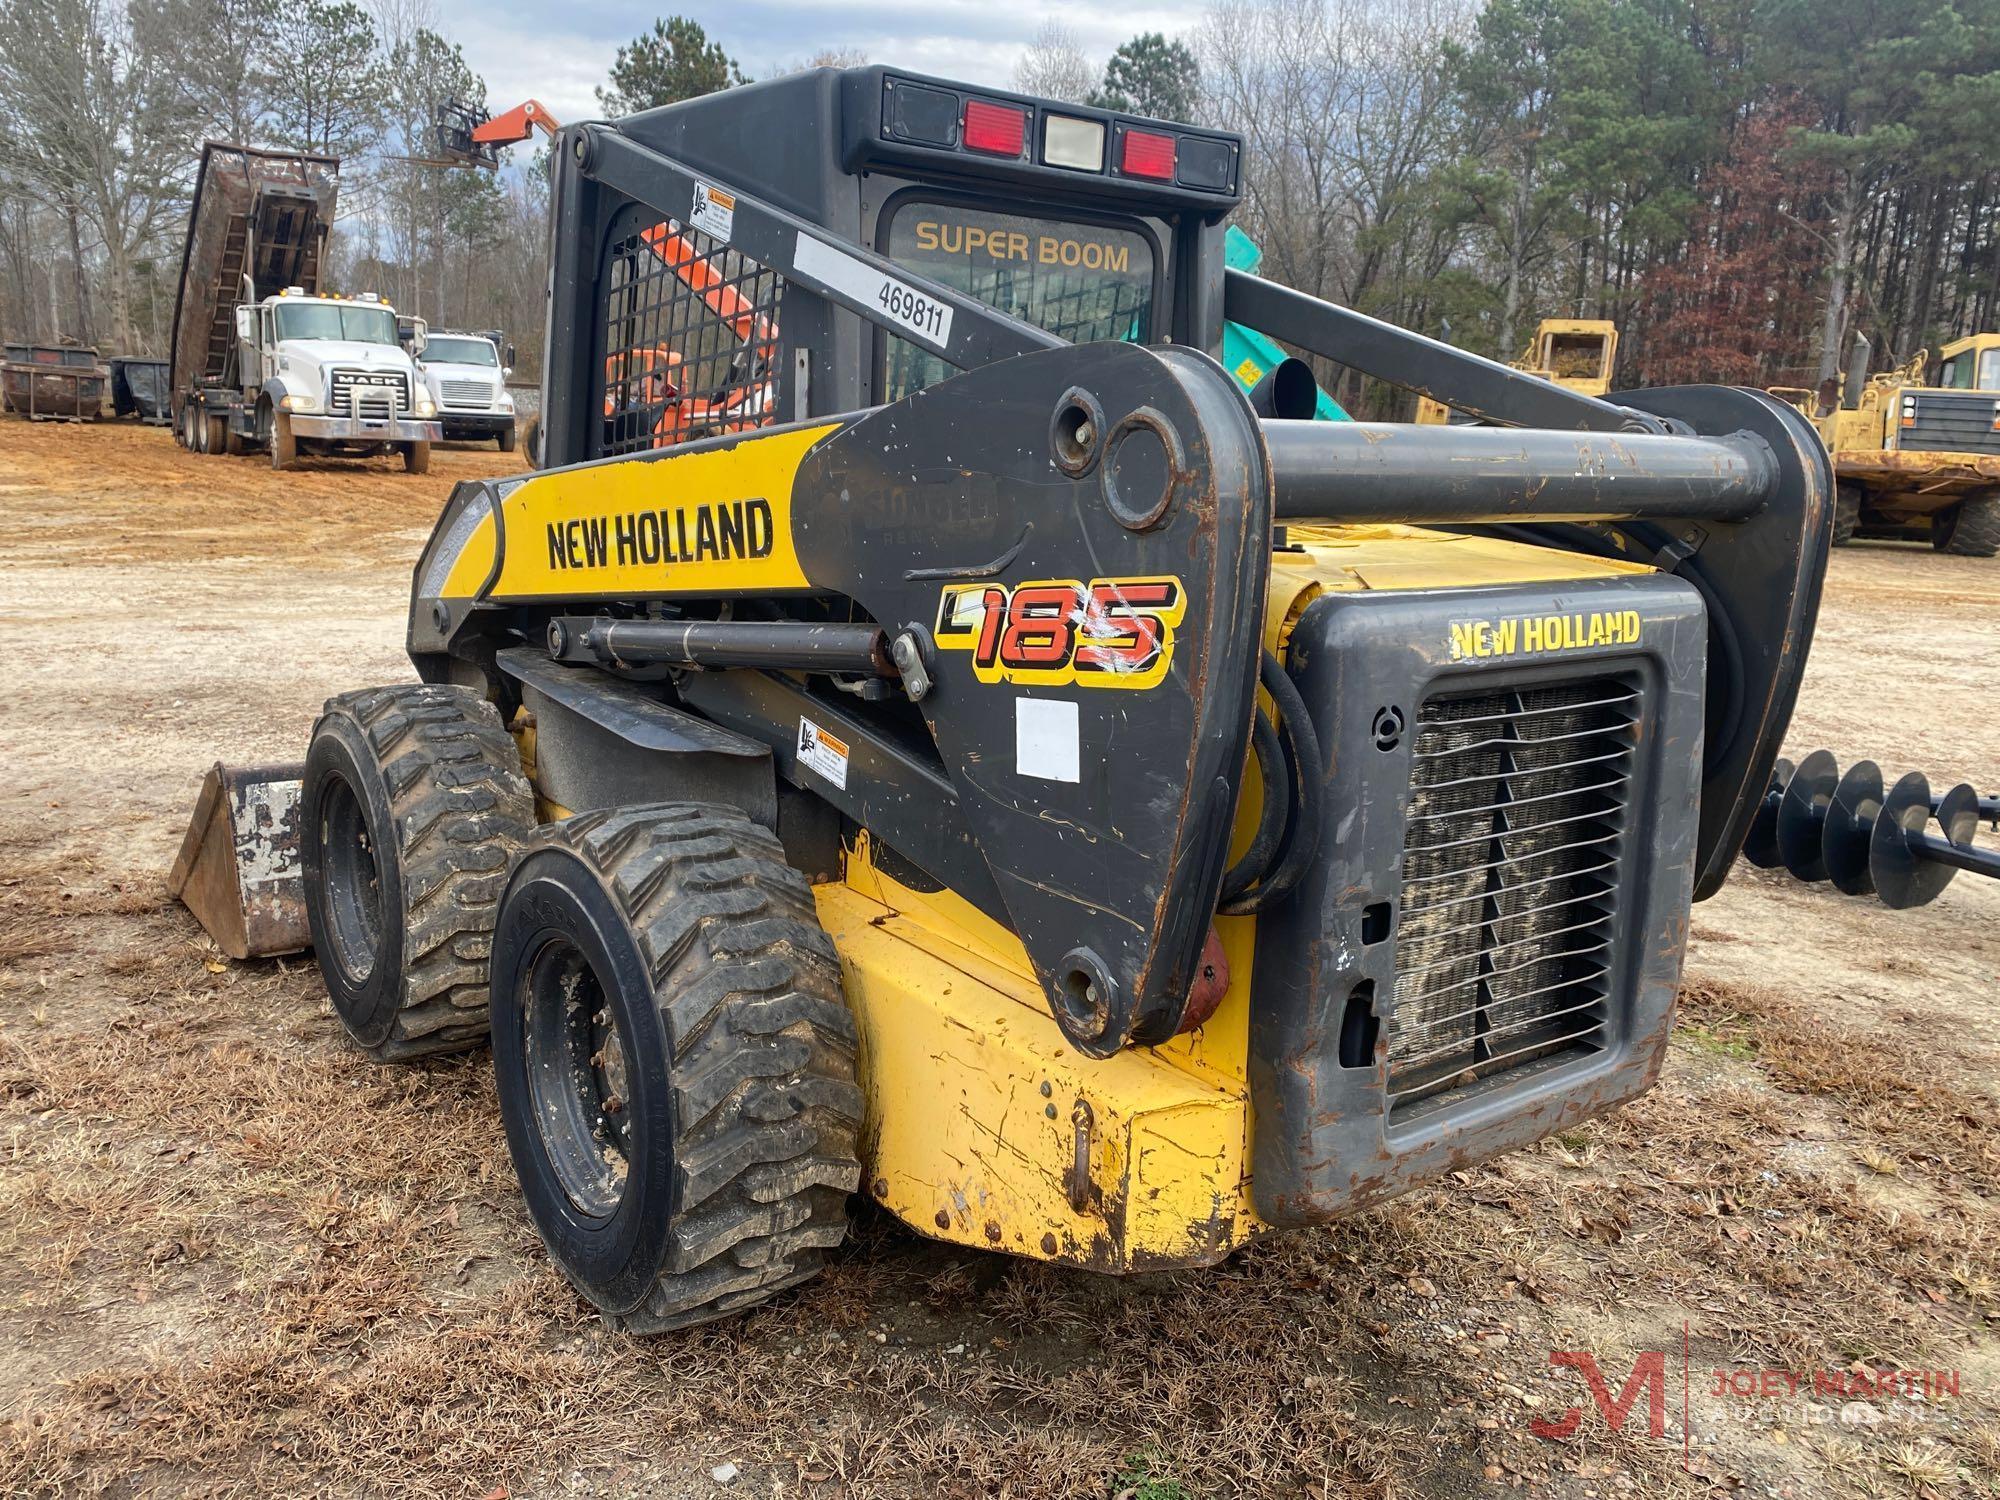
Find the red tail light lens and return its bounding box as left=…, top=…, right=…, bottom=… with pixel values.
left=964, top=100, right=1028, bottom=157
left=1120, top=129, right=1176, bottom=179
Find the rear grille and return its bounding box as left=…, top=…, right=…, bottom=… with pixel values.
left=1903, top=393, right=2000, bottom=455
left=328, top=367, right=410, bottom=416
left=1387, top=676, right=1639, bottom=1112
left=440, top=377, right=494, bottom=408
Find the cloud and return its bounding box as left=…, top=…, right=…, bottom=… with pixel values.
left=449, top=0, right=1213, bottom=126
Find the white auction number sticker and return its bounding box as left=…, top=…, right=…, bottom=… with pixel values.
left=793, top=232, right=954, bottom=350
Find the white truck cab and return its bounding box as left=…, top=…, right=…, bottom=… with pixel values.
left=413, top=330, right=517, bottom=451
left=233, top=289, right=441, bottom=472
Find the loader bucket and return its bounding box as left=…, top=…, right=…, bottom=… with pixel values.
left=167, top=762, right=310, bottom=960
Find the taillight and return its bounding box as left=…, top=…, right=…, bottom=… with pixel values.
left=964, top=100, right=1027, bottom=157
left=1119, top=128, right=1176, bottom=180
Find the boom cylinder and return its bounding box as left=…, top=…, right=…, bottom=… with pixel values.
left=1262, top=420, right=1778, bottom=525
left=548, top=616, right=895, bottom=675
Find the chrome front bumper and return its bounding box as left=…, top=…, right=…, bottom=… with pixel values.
left=290, top=412, right=441, bottom=443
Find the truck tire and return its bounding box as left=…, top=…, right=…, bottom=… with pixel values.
left=521, top=414, right=541, bottom=468
left=1933, top=492, right=2000, bottom=558
left=1833, top=483, right=1862, bottom=546
left=205, top=412, right=227, bottom=454
left=224, top=419, right=245, bottom=456
left=271, top=410, right=297, bottom=471
left=403, top=439, right=431, bottom=475
left=177, top=401, right=194, bottom=450
left=489, top=804, right=862, bottom=1333
left=302, top=684, right=535, bottom=1062
left=497, top=425, right=516, bottom=454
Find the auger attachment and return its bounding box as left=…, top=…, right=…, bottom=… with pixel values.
left=1742, top=749, right=2000, bottom=908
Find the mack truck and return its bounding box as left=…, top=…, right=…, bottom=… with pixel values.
left=169, top=144, right=441, bottom=473
left=1781, top=333, right=2000, bottom=556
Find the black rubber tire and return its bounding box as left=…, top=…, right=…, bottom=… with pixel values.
left=403, top=439, right=431, bottom=474
left=303, top=684, right=534, bottom=1061
left=205, top=412, right=227, bottom=454
left=497, top=425, right=516, bottom=453
left=490, top=804, right=862, bottom=1333
left=1934, top=492, right=2000, bottom=558
left=271, top=410, right=297, bottom=470
left=1833, top=482, right=1862, bottom=546
left=520, top=414, right=541, bottom=468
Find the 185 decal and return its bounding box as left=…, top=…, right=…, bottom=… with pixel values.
left=933, top=577, right=1184, bottom=689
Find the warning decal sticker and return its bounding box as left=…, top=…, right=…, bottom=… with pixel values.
left=797, top=717, right=850, bottom=790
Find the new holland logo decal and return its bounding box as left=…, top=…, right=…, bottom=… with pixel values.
left=1449, top=608, right=1643, bottom=662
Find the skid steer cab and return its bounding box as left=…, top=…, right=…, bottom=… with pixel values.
left=255, top=66, right=1830, bottom=1331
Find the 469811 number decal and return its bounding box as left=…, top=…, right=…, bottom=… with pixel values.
left=933, top=577, right=1185, bottom=689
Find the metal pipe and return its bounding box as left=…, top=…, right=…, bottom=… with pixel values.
left=549, top=616, right=894, bottom=675
left=1225, top=270, right=1662, bottom=434
left=1843, top=334, right=1871, bottom=411
left=1908, top=831, right=2000, bottom=879
left=1262, top=419, right=1777, bottom=525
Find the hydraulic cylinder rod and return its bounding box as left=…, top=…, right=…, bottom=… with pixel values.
left=1262, top=419, right=1777, bottom=525
left=548, top=616, right=895, bottom=675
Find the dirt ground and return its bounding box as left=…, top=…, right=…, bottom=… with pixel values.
left=0, top=418, right=1995, bottom=1499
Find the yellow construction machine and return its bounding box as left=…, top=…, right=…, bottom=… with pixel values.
left=175, top=67, right=1851, bottom=1331
left=1775, top=333, right=2000, bottom=556
left=1414, top=317, right=1617, bottom=425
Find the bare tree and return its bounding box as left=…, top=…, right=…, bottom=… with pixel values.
left=1199, top=0, right=1473, bottom=410
left=0, top=0, right=196, bottom=350
left=1014, top=20, right=1094, bottom=103
left=778, top=48, right=870, bottom=73
left=145, top=0, right=266, bottom=144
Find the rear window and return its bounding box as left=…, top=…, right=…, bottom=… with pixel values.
left=1979, top=349, right=2000, bottom=390
left=881, top=201, right=1155, bottom=400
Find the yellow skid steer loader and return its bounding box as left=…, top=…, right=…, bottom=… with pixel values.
left=175, top=66, right=1838, bottom=1331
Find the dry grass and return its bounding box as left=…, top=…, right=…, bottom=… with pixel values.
left=1, top=836, right=1995, bottom=1497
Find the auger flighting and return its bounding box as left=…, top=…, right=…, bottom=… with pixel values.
left=1743, top=750, right=2000, bottom=908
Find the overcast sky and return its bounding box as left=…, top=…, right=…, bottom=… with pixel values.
left=450, top=2, right=1213, bottom=130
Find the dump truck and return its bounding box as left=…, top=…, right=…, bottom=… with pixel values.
left=168, top=144, right=439, bottom=472
left=1414, top=318, right=1617, bottom=425
left=181, top=66, right=1895, bottom=1332
left=1787, top=334, right=2000, bottom=556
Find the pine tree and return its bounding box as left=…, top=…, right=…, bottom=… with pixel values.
left=596, top=17, right=744, bottom=118
left=1091, top=33, right=1200, bottom=123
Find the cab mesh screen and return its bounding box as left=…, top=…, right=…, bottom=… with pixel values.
left=598, top=216, right=783, bottom=458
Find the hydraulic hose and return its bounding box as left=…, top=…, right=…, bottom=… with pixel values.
left=1218, top=708, right=1286, bottom=904
left=1218, top=652, right=1325, bottom=917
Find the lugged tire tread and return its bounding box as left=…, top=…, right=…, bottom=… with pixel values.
left=521, top=802, right=861, bottom=1333
left=316, top=684, right=534, bottom=1060
left=1939, top=492, right=2000, bottom=558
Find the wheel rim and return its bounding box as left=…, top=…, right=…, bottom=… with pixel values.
left=519, top=933, right=633, bottom=1219
left=318, top=772, right=384, bottom=984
